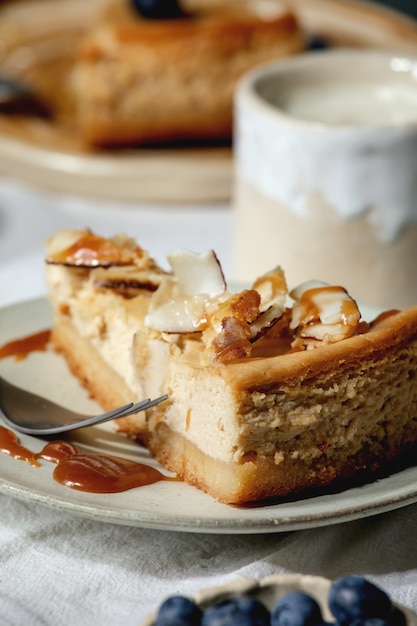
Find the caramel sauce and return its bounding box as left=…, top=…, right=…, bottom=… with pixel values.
left=46, top=232, right=143, bottom=267
left=39, top=440, right=79, bottom=464
left=0, top=329, right=51, bottom=361
left=0, top=425, right=177, bottom=493
left=47, top=233, right=118, bottom=266
left=251, top=311, right=294, bottom=358
left=298, top=285, right=358, bottom=325
left=53, top=452, right=175, bottom=493
left=0, top=426, right=40, bottom=467
left=0, top=327, right=177, bottom=493
left=251, top=334, right=293, bottom=358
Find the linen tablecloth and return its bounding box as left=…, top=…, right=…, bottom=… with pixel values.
left=0, top=177, right=416, bottom=626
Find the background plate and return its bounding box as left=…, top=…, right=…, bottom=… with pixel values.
left=1, top=0, right=417, bottom=202
left=1, top=297, right=417, bottom=534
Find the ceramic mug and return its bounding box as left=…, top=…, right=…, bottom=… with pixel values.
left=233, top=50, right=417, bottom=309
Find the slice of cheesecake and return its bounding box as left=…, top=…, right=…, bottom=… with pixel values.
left=45, top=229, right=417, bottom=503
left=70, top=0, right=304, bottom=146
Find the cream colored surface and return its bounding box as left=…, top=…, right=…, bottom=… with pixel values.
left=281, top=82, right=417, bottom=125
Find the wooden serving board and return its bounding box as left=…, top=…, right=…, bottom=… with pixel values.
left=0, top=0, right=417, bottom=204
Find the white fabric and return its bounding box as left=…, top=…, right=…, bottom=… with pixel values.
left=0, top=177, right=416, bottom=626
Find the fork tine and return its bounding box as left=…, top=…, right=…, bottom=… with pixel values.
left=115, top=395, right=168, bottom=418
left=98, top=402, right=135, bottom=420
left=61, top=395, right=168, bottom=433
left=0, top=373, right=167, bottom=435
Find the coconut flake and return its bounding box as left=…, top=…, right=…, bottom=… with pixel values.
left=145, top=251, right=227, bottom=334
left=167, top=249, right=226, bottom=296
left=290, top=281, right=361, bottom=348
left=252, top=266, right=288, bottom=312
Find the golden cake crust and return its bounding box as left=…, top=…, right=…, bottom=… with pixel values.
left=224, top=307, right=417, bottom=389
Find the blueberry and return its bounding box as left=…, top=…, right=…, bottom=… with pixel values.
left=201, top=596, right=270, bottom=626
left=350, top=619, right=392, bottom=626
left=350, top=606, right=407, bottom=626
left=390, top=607, right=407, bottom=626
left=130, top=0, right=186, bottom=19
left=156, top=595, right=202, bottom=626
left=307, top=35, right=331, bottom=51
left=0, top=78, right=50, bottom=117
left=271, top=591, right=323, bottom=626
left=328, top=576, right=392, bottom=626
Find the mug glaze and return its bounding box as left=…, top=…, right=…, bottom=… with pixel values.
left=233, top=50, right=417, bottom=309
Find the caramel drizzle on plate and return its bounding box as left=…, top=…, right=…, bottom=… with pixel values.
left=0, top=329, right=177, bottom=493
left=0, top=426, right=178, bottom=493
left=0, top=329, right=50, bottom=361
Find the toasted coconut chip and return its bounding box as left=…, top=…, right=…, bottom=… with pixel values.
left=145, top=276, right=211, bottom=333
left=289, top=279, right=327, bottom=302
left=147, top=276, right=176, bottom=311
left=46, top=229, right=86, bottom=257
left=290, top=282, right=361, bottom=348
left=246, top=267, right=287, bottom=341
left=249, top=304, right=284, bottom=342
left=143, top=245, right=362, bottom=359
left=92, top=279, right=159, bottom=299
left=91, top=266, right=166, bottom=297
left=45, top=229, right=148, bottom=268
left=167, top=249, right=226, bottom=296
left=252, top=266, right=288, bottom=312
left=145, top=251, right=228, bottom=334
left=145, top=297, right=209, bottom=333
left=298, top=322, right=356, bottom=343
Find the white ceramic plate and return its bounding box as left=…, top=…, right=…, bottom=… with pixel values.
left=1, top=297, right=417, bottom=534
left=139, top=574, right=417, bottom=626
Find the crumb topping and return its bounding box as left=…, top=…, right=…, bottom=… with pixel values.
left=142, top=249, right=362, bottom=361
left=45, top=231, right=364, bottom=362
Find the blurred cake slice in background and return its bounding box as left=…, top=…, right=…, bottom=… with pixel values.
left=70, top=0, right=305, bottom=146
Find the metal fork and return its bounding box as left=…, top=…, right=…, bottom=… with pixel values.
left=0, top=375, right=167, bottom=436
